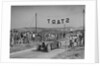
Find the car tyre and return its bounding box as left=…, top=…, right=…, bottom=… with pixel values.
left=37, top=45, right=41, bottom=51
left=46, top=44, right=51, bottom=52
left=57, top=42, right=61, bottom=48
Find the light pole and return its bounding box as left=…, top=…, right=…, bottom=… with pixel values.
left=35, top=13, right=37, bottom=33
left=83, top=9, right=85, bottom=31
left=83, top=9, right=85, bottom=46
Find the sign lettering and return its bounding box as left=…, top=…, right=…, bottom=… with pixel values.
left=47, top=18, right=69, bottom=24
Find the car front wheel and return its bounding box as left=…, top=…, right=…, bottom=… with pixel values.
left=46, top=44, right=51, bottom=52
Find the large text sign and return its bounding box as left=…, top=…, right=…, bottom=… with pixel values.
left=47, top=18, right=69, bottom=24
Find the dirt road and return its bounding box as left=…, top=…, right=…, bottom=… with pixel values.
left=10, top=48, right=67, bottom=58
left=10, top=46, right=84, bottom=59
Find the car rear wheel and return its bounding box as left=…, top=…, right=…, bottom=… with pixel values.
left=57, top=42, right=61, bottom=48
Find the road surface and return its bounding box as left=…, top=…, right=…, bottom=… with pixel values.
left=10, top=46, right=84, bottom=59
left=10, top=47, right=67, bottom=58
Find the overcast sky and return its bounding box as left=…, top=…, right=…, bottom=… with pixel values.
left=11, top=5, right=85, bottom=29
